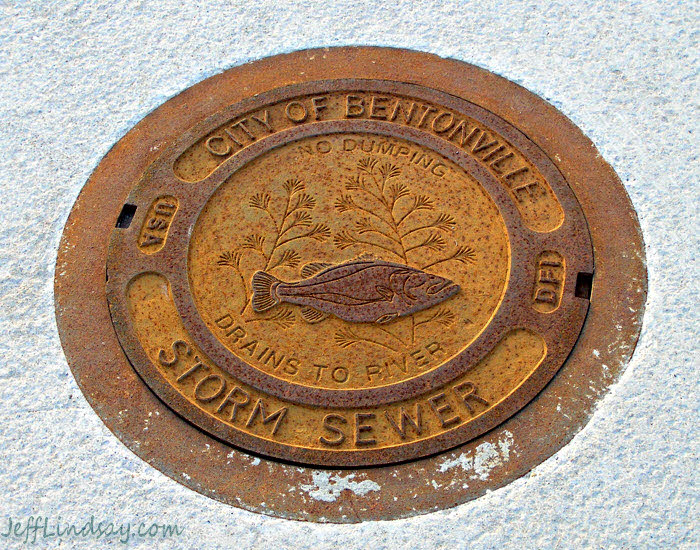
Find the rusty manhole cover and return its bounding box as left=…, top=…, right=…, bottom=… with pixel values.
left=56, top=47, right=646, bottom=521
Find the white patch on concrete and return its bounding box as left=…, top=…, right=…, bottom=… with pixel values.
left=299, top=471, right=381, bottom=502
left=438, top=431, right=515, bottom=481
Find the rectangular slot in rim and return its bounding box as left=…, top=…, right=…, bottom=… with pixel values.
left=575, top=272, right=594, bottom=299
left=116, top=203, right=137, bottom=228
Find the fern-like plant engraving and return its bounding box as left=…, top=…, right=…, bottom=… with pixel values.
left=332, top=156, right=475, bottom=349
left=215, top=164, right=474, bottom=349
left=217, top=178, right=330, bottom=326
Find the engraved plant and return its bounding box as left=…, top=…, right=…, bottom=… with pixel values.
left=217, top=178, right=330, bottom=325
left=332, top=156, right=476, bottom=349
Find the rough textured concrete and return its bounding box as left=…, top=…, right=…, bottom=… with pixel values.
left=0, top=1, right=697, bottom=548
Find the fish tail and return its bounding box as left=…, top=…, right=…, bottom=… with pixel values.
left=251, top=271, right=281, bottom=312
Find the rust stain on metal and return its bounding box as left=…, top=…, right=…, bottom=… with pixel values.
left=55, top=47, right=647, bottom=521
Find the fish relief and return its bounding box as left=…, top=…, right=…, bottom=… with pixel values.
left=251, top=259, right=460, bottom=325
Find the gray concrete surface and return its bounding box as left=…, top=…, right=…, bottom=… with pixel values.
left=0, top=1, right=697, bottom=548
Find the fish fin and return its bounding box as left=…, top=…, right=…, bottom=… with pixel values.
left=251, top=271, right=281, bottom=312
left=300, top=306, right=329, bottom=324
left=300, top=262, right=333, bottom=279
left=376, top=285, right=394, bottom=301
left=374, top=313, right=399, bottom=324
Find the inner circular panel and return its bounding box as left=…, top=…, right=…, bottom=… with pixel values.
left=188, top=132, right=510, bottom=391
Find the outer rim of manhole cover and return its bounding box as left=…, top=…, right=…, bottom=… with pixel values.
left=103, top=77, right=593, bottom=467
left=55, top=47, right=647, bottom=522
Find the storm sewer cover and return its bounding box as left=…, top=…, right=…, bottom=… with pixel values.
left=56, top=48, right=646, bottom=521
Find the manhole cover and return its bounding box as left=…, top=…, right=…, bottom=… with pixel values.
left=56, top=47, right=646, bottom=521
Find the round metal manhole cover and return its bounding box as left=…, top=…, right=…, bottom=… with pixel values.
left=55, top=47, right=646, bottom=521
